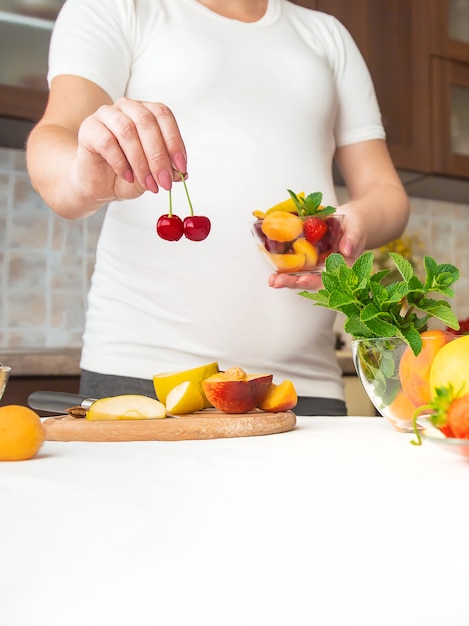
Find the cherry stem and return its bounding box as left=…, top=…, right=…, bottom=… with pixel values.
left=168, top=188, right=173, bottom=217
left=178, top=170, right=194, bottom=216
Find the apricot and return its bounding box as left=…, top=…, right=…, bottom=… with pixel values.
left=261, top=211, right=304, bottom=242
left=202, top=367, right=273, bottom=414
left=257, top=380, right=297, bottom=412
left=0, top=405, right=45, bottom=461
left=399, top=330, right=454, bottom=407
left=387, top=390, right=417, bottom=424
left=292, top=238, right=318, bottom=269
left=267, top=252, right=306, bottom=273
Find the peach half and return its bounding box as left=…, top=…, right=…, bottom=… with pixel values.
left=202, top=367, right=273, bottom=414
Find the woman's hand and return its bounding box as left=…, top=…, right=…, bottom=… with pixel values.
left=27, top=77, right=188, bottom=219
left=75, top=97, right=187, bottom=202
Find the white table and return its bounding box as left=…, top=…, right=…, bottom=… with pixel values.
left=1, top=416, right=468, bottom=626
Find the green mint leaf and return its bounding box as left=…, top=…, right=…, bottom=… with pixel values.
left=388, top=252, right=414, bottom=282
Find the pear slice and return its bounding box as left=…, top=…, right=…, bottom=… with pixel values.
left=165, top=381, right=205, bottom=414
left=86, top=395, right=167, bottom=421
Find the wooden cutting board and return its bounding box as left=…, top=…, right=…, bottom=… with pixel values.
left=42, top=409, right=297, bottom=442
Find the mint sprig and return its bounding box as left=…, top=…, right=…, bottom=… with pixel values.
left=300, top=251, right=460, bottom=356
left=287, top=190, right=336, bottom=218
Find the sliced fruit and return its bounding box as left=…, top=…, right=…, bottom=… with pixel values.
left=261, top=211, right=304, bottom=242
left=264, top=192, right=305, bottom=215
left=292, top=238, right=318, bottom=269
left=165, top=381, right=204, bottom=414
left=257, top=380, right=298, bottom=412
left=153, top=362, right=219, bottom=408
left=267, top=252, right=306, bottom=273
left=202, top=367, right=273, bottom=414
left=86, top=395, right=167, bottom=421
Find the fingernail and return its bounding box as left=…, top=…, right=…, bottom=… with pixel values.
left=124, top=169, right=134, bottom=184
left=342, top=240, right=353, bottom=257
left=172, top=152, right=187, bottom=173
left=145, top=174, right=159, bottom=193
left=157, top=169, right=172, bottom=190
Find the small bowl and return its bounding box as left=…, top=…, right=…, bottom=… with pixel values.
left=250, top=213, right=344, bottom=275
left=0, top=365, right=12, bottom=401
left=417, top=417, right=469, bottom=459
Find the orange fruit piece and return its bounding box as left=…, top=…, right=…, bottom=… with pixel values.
left=430, top=335, right=469, bottom=398
left=257, top=379, right=298, bottom=412
left=387, top=390, right=417, bottom=423
left=0, top=405, right=45, bottom=461
left=268, top=252, right=306, bottom=273
left=399, top=329, right=454, bottom=407
left=261, top=211, right=304, bottom=242
left=292, top=238, right=318, bottom=269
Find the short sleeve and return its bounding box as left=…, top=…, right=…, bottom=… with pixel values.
left=47, top=0, right=135, bottom=102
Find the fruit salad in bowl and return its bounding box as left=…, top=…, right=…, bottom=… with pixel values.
left=251, top=191, right=343, bottom=275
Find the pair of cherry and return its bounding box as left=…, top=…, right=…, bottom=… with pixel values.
left=156, top=172, right=211, bottom=242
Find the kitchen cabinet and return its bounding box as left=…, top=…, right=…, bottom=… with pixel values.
left=292, top=0, right=469, bottom=193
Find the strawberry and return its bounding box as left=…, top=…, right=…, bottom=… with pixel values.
left=304, top=216, right=328, bottom=244
left=447, top=394, right=469, bottom=438
left=411, top=384, right=468, bottom=445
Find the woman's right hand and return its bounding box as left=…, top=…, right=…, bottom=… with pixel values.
left=27, top=77, right=188, bottom=218
left=75, top=97, right=188, bottom=202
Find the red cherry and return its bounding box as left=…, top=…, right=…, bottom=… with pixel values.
left=156, top=214, right=184, bottom=241
left=183, top=216, right=211, bottom=241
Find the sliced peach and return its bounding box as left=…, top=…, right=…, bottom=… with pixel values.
left=261, top=211, right=304, bottom=242
left=292, top=238, right=318, bottom=270
left=258, top=380, right=298, bottom=412
left=202, top=367, right=273, bottom=413
left=268, top=252, right=306, bottom=273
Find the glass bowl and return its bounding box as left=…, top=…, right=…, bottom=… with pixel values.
left=417, top=417, right=469, bottom=459
left=250, top=213, right=344, bottom=275
left=0, top=365, right=11, bottom=401
left=351, top=337, right=417, bottom=432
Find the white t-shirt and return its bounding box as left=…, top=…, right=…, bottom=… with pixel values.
left=48, top=0, right=385, bottom=399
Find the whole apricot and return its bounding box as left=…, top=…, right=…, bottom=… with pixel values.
left=0, top=405, right=45, bottom=461
left=399, top=330, right=454, bottom=407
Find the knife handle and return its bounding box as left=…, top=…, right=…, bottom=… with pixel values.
left=28, top=391, right=96, bottom=414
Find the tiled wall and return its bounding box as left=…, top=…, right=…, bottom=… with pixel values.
left=0, top=147, right=105, bottom=348
left=1, top=146, right=468, bottom=349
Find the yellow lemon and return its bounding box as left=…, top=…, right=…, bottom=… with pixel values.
left=429, top=335, right=469, bottom=398
left=165, top=381, right=205, bottom=414
left=153, top=362, right=219, bottom=408
left=86, top=395, right=167, bottom=421
left=0, top=405, right=45, bottom=461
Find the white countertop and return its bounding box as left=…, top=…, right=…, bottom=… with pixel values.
left=1, top=415, right=468, bottom=626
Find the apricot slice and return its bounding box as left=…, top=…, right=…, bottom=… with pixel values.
left=267, top=252, right=306, bottom=273
left=261, top=211, right=304, bottom=242
left=257, top=380, right=298, bottom=412
left=292, top=238, right=318, bottom=269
